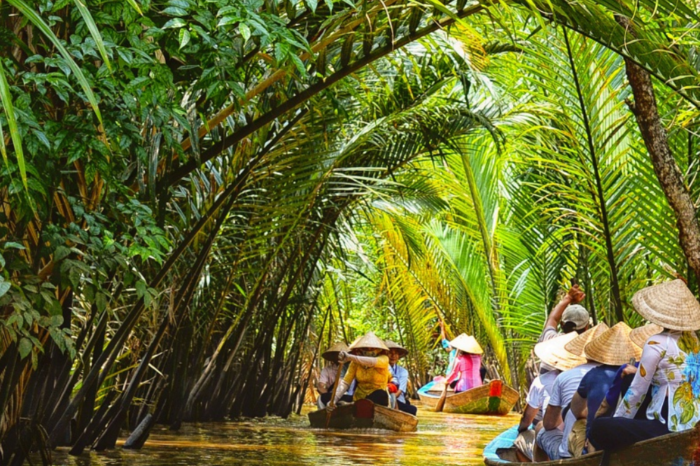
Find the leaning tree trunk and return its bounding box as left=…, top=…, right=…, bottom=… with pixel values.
left=618, top=17, right=700, bottom=285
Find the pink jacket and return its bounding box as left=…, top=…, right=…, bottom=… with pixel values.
left=446, top=353, right=482, bottom=392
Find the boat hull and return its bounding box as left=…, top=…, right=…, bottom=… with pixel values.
left=418, top=380, right=519, bottom=415
left=483, top=423, right=700, bottom=465
left=308, top=399, right=418, bottom=432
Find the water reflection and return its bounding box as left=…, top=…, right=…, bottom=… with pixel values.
left=49, top=404, right=519, bottom=465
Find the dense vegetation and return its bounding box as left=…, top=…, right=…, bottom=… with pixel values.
left=0, top=0, right=698, bottom=463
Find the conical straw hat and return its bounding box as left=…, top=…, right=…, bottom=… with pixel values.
left=583, top=322, right=641, bottom=366
left=349, top=332, right=389, bottom=352
left=629, top=323, right=663, bottom=348
left=632, top=280, right=700, bottom=331
left=564, top=323, right=609, bottom=357
left=322, top=341, right=350, bottom=362
left=449, top=333, right=484, bottom=354
left=384, top=340, right=408, bottom=357
left=534, top=332, right=586, bottom=371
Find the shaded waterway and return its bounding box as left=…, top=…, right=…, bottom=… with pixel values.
left=50, top=404, right=519, bottom=465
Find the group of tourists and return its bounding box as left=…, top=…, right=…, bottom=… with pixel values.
left=316, top=333, right=418, bottom=415
left=514, top=279, right=700, bottom=462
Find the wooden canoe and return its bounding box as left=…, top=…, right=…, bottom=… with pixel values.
left=308, top=398, right=418, bottom=432
left=483, top=424, right=700, bottom=465
left=418, top=380, right=519, bottom=415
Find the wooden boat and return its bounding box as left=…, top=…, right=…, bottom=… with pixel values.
left=417, top=380, right=519, bottom=415
left=483, top=424, right=700, bottom=465
left=308, top=398, right=418, bottom=432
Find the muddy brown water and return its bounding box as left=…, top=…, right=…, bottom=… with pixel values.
left=48, top=404, right=519, bottom=465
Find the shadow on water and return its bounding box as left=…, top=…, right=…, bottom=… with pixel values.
left=47, top=404, right=519, bottom=465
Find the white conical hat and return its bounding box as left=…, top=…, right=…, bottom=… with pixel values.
left=322, top=342, right=350, bottom=362
left=449, top=333, right=484, bottom=354
left=564, top=323, right=609, bottom=357
left=583, top=322, right=641, bottom=366
left=534, top=332, right=586, bottom=371
left=629, top=323, right=663, bottom=348
left=632, top=280, right=700, bottom=331
left=384, top=340, right=408, bottom=357
left=349, top=332, right=389, bottom=352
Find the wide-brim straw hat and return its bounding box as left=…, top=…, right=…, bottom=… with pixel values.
left=630, top=323, right=664, bottom=348
left=534, top=333, right=586, bottom=371
left=449, top=333, right=484, bottom=355
left=349, top=332, right=389, bottom=352
left=384, top=340, right=408, bottom=357
left=583, top=322, right=642, bottom=366
left=322, top=342, right=350, bottom=362
left=564, top=323, right=609, bottom=357
left=632, top=279, right=700, bottom=331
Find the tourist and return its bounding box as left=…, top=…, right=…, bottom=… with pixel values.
left=568, top=322, right=641, bottom=456
left=385, top=340, right=418, bottom=416
left=332, top=332, right=392, bottom=407
left=538, top=284, right=589, bottom=344
left=536, top=324, right=607, bottom=460
left=588, top=280, right=700, bottom=452
left=596, top=323, right=661, bottom=417
left=514, top=329, right=591, bottom=460
left=444, top=334, right=483, bottom=393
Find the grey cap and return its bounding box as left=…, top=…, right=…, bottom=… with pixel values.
left=562, top=304, right=590, bottom=330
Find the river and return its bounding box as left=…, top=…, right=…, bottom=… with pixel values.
left=49, top=405, right=519, bottom=465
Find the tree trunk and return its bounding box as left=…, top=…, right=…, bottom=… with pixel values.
left=619, top=17, right=700, bottom=285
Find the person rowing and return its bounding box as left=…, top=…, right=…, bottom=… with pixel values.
left=330, top=332, right=392, bottom=408
left=444, top=334, right=484, bottom=393
left=316, top=342, right=354, bottom=409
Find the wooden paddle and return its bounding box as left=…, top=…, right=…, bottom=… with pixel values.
left=435, top=381, right=449, bottom=412
left=325, top=363, right=344, bottom=427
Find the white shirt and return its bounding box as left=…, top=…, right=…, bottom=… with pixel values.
left=549, top=362, right=599, bottom=458
left=615, top=331, right=700, bottom=432
left=526, top=370, right=560, bottom=422
left=390, top=363, right=409, bottom=403
left=319, top=364, right=339, bottom=389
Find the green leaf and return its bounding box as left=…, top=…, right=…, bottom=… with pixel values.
left=125, top=0, right=143, bottom=15
left=135, top=280, right=147, bottom=298
left=179, top=28, right=191, bottom=49
left=163, top=18, right=187, bottom=29
left=0, top=254, right=5, bottom=269
left=4, top=242, right=25, bottom=250
left=7, top=0, right=102, bottom=123
left=54, top=245, right=71, bottom=261
left=72, top=0, right=112, bottom=71
left=0, top=277, right=10, bottom=298
left=50, top=314, right=64, bottom=327
left=0, top=61, right=27, bottom=191
left=18, top=337, right=32, bottom=359
left=239, top=23, right=251, bottom=42
left=305, top=0, right=318, bottom=12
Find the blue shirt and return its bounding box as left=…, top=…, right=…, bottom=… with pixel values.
left=577, top=365, right=619, bottom=438
left=390, top=363, right=409, bottom=403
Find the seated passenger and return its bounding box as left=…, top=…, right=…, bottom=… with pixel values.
left=515, top=336, right=580, bottom=461
left=445, top=334, right=484, bottom=393
left=589, top=280, right=700, bottom=452
left=535, top=324, right=608, bottom=461
left=385, top=340, right=418, bottom=416
left=316, top=342, right=353, bottom=408
left=568, top=322, right=640, bottom=457
left=333, top=332, right=392, bottom=407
